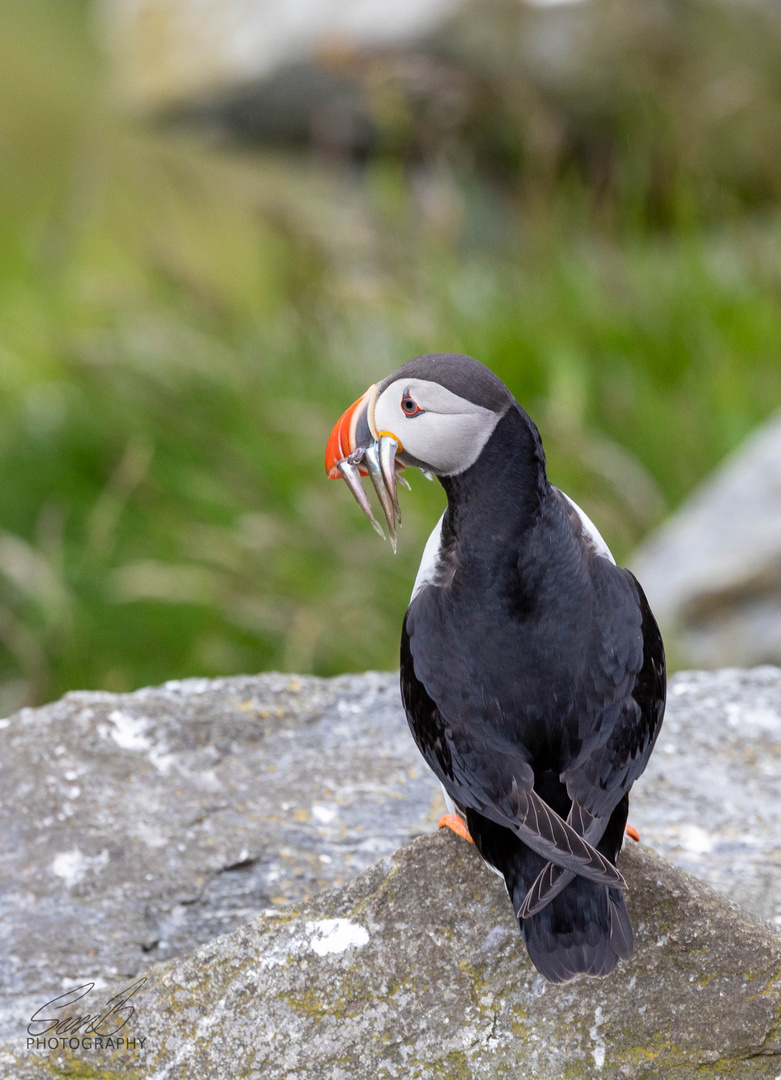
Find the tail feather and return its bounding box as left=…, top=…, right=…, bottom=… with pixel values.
left=465, top=791, right=632, bottom=983
left=520, top=881, right=628, bottom=983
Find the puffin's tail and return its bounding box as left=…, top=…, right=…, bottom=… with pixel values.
left=466, top=792, right=632, bottom=983
left=517, top=791, right=633, bottom=982
left=517, top=878, right=633, bottom=983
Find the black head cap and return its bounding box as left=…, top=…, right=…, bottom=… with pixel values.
left=377, top=353, right=514, bottom=414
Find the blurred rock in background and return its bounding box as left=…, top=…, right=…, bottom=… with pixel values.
left=101, top=0, right=781, bottom=224
left=634, top=409, right=781, bottom=668
left=101, top=0, right=462, bottom=117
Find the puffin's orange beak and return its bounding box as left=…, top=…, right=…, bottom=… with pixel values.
left=324, top=386, right=377, bottom=478
left=324, top=384, right=407, bottom=551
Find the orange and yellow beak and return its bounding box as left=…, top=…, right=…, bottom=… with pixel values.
left=324, top=384, right=407, bottom=552
left=324, top=385, right=377, bottom=479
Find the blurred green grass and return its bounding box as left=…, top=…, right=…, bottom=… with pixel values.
left=0, top=0, right=780, bottom=710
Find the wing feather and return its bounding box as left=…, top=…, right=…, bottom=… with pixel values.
left=399, top=629, right=624, bottom=888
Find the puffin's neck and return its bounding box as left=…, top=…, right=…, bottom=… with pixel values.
left=438, top=404, right=551, bottom=559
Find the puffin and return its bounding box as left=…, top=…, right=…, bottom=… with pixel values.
left=325, top=353, right=666, bottom=982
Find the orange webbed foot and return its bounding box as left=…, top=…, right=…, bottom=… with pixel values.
left=625, top=824, right=640, bottom=842
left=438, top=814, right=474, bottom=845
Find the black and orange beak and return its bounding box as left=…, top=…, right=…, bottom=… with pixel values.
left=325, top=384, right=408, bottom=551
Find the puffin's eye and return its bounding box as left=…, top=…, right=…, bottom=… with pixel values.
left=401, top=393, right=423, bottom=417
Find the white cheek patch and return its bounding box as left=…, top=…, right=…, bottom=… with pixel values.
left=374, top=378, right=502, bottom=475
left=410, top=411, right=499, bottom=474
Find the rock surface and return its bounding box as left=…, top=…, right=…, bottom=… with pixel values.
left=5, top=835, right=781, bottom=1079
left=631, top=666, right=781, bottom=927
left=2, top=666, right=781, bottom=1064
left=0, top=672, right=441, bottom=1040
left=633, top=409, right=781, bottom=669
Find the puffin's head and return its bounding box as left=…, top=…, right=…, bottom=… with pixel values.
left=325, top=353, right=513, bottom=550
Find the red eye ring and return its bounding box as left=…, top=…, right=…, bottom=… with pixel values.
left=401, top=393, right=423, bottom=417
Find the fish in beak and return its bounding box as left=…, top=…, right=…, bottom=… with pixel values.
left=325, top=384, right=409, bottom=552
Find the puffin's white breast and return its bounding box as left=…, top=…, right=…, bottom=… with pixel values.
left=557, top=489, right=615, bottom=564
left=411, top=511, right=446, bottom=601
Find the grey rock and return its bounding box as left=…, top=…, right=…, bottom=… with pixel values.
left=632, top=666, right=781, bottom=927
left=2, top=667, right=781, bottom=1060
left=633, top=409, right=781, bottom=668
left=5, top=836, right=781, bottom=1079
left=0, top=672, right=441, bottom=1039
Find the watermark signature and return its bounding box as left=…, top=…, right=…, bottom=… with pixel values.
left=26, top=978, right=147, bottom=1051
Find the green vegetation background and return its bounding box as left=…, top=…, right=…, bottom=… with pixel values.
left=1, top=0, right=780, bottom=710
